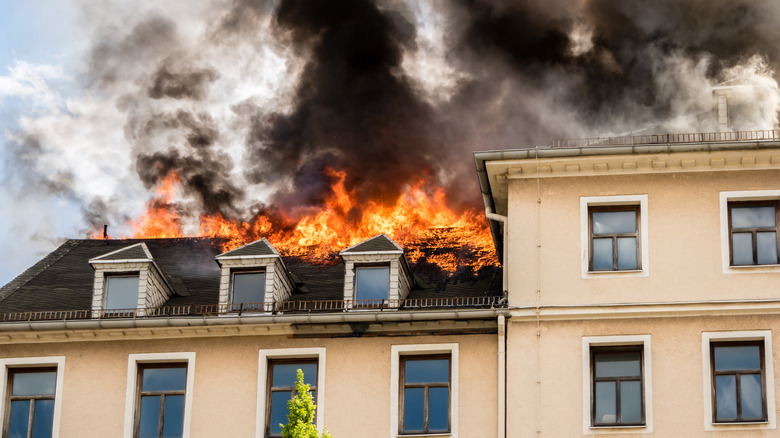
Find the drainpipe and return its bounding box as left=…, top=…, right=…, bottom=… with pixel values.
left=497, top=314, right=507, bottom=438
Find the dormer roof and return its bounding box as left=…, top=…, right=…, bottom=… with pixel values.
left=89, top=243, right=153, bottom=263
left=340, top=234, right=403, bottom=255
left=216, top=238, right=278, bottom=260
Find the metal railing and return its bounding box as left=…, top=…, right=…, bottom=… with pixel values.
left=0, top=296, right=506, bottom=323
left=548, top=129, right=780, bottom=149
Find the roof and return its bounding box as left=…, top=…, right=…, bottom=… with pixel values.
left=90, top=242, right=152, bottom=262
left=0, top=237, right=502, bottom=315
left=340, top=234, right=403, bottom=254
left=216, top=238, right=278, bottom=259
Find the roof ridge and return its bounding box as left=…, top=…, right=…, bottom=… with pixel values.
left=0, top=240, right=81, bottom=303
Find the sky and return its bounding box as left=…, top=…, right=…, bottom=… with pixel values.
left=2, top=0, right=780, bottom=287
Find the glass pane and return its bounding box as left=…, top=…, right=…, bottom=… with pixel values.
left=405, top=359, right=449, bottom=384
left=104, top=276, right=139, bottom=310
left=715, top=375, right=737, bottom=421
left=620, top=381, right=642, bottom=423
left=138, top=395, right=161, bottom=438
left=31, top=399, right=55, bottom=438
left=593, top=211, right=636, bottom=234
left=741, top=374, right=764, bottom=420
left=232, top=272, right=265, bottom=305
left=714, top=345, right=761, bottom=371
left=757, top=232, right=778, bottom=264
left=8, top=400, right=30, bottom=438
left=12, top=371, right=57, bottom=396
left=428, top=387, right=449, bottom=432
left=269, top=391, right=292, bottom=436
left=592, top=238, right=613, bottom=270
left=162, top=395, right=185, bottom=438
left=595, top=352, right=641, bottom=378
left=732, top=206, right=776, bottom=229
left=594, top=381, right=616, bottom=424
left=355, top=267, right=389, bottom=300
left=142, top=366, right=187, bottom=392
left=732, top=233, right=754, bottom=265
left=272, top=363, right=317, bottom=387
left=616, top=237, right=638, bottom=270
left=403, top=387, right=424, bottom=432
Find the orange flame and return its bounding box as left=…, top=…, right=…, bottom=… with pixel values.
left=94, top=169, right=499, bottom=273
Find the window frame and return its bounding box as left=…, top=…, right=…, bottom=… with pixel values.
left=265, top=358, right=319, bottom=438
left=390, top=344, right=458, bottom=438
left=709, top=340, right=767, bottom=423
left=133, top=363, right=188, bottom=438
left=580, top=195, right=649, bottom=279
left=257, top=348, right=326, bottom=438
left=0, top=357, right=65, bottom=438
left=590, top=346, right=644, bottom=427
left=103, top=273, right=140, bottom=315
left=702, top=331, right=776, bottom=431
left=581, top=336, right=652, bottom=435
left=353, top=264, right=391, bottom=308
left=588, top=206, right=641, bottom=272
left=229, top=269, right=267, bottom=312
left=399, top=354, right=451, bottom=435
left=720, top=190, right=780, bottom=274
left=727, top=200, right=780, bottom=266
left=123, top=353, right=195, bottom=438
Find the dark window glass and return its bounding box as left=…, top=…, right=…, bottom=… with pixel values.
left=135, top=364, right=187, bottom=438
left=266, top=361, right=318, bottom=438
left=104, top=275, right=139, bottom=310
left=589, top=207, right=640, bottom=271
left=231, top=271, right=266, bottom=310
left=354, top=266, right=390, bottom=302
left=729, top=202, right=779, bottom=266
left=591, top=348, right=644, bottom=427
left=4, top=368, right=57, bottom=438
left=711, top=341, right=766, bottom=422
left=400, top=355, right=450, bottom=434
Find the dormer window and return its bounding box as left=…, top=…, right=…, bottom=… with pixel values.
left=354, top=265, right=390, bottom=303
left=231, top=270, right=266, bottom=311
left=104, top=274, right=140, bottom=311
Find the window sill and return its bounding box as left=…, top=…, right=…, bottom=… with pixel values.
left=583, top=269, right=648, bottom=279
left=397, top=433, right=451, bottom=437
left=591, top=424, right=646, bottom=429
left=724, top=264, right=780, bottom=274
left=712, top=420, right=769, bottom=425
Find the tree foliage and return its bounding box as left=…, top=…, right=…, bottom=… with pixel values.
left=281, top=369, right=333, bottom=438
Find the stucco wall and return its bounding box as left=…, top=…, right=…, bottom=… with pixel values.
left=0, top=332, right=497, bottom=438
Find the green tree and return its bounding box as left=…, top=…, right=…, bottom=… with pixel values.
left=281, top=369, right=333, bottom=438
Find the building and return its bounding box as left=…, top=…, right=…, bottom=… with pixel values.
left=4, top=123, right=780, bottom=437
left=476, top=128, right=780, bottom=436
left=0, top=233, right=504, bottom=438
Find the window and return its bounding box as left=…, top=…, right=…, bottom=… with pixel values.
left=589, top=207, right=640, bottom=271
left=390, top=344, right=458, bottom=437
left=710, top=341, right=766, bottom=423
left=582, top=336, right=652, bottom=434
left=702, top=331, right=776, bottom=430
left=104, top=274, right=139, bottom=311
left=257, top=348, right=326, bottom=438
left=4, top=368, right=57, bottom=438
left=123, top=353, right=195, bottom=438
left=354, top=266, right=389, bottom=305
left=135, top=364, right=187, bottom=438
left=0, top=357, right=64, bottom=438
left=400, top=355, right=450, bottom=434
left=590, top=347, right=644, bottom=427
left=231, top=270, right=266, bottom=311
left=265, top=360, right=318, bottom=438
left=580, top=195, right=649, bottom=279
left=728, top=202, right=779, bottom=266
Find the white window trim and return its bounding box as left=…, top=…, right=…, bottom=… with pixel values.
left=257, top=348, right=327, bottom=438
left=580, top=195, right=649, bottom=279
left=0, top=356, right=66, bottom=438
left=390, top=343, right=459, bottom=438
left=581, top=335, right=653, bottom=435
left=719, top=190, right=780, bottom=274
left=702, top=330, right=776, bottom=431
left=123, top=352, right=196, bottom=438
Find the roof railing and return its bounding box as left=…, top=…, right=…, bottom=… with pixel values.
left=0, top=296, right=507, bottom=323
left=548, top=129, right=780, bottom=149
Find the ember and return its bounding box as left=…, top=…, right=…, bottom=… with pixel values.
left=92, top=170, right=498, bottom=273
